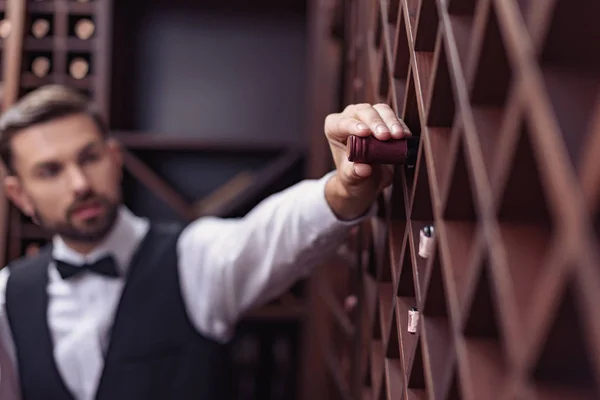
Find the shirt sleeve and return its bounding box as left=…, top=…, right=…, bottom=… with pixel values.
left=0, top=267, right=22, bottom=400
left=176, top=171, right=375, bottom=342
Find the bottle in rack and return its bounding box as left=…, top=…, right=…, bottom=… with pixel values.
left=31, top=17, right=51, bottom=39
left=74, top=18, right=95, bottom=40
left=31, top=56, right=51, bottom=78
left=69, top=57, right=89, bottom=79
left=346, top=134, right=420, bottom=166
left=0, top=19, right=11, bottom=39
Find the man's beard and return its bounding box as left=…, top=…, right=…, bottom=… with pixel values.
left=33, top=192, right=119, bottom=243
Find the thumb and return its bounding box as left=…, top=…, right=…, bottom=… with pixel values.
left=341, top=162, right=394, bottom=197
left=341, top=161, right=374, bottom=187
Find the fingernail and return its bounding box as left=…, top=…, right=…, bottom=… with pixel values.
left=391, top=124, right=403, bottom=135
left=377, top=125, right=389, bottom=134
left=356, top=123, right=368, bottom=131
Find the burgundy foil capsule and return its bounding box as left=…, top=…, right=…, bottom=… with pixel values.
left=347, top=135, right=417, bottom=165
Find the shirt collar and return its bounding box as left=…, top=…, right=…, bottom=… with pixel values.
left=51, top=206, right=150, bottom=273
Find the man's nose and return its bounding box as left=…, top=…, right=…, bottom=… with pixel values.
left=68, top=166, right=91, bottom=195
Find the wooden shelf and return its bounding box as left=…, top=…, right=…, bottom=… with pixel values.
left=311, top=0, right=600, bottom=399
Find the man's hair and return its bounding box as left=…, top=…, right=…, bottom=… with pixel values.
left=0, top=85, right=108, bottom=174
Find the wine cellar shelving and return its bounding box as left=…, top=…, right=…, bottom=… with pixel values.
left=0, top=2, right=7, bottom=84
left=308, top=0, right=600, bottom=399
left=20, top=0, right=111, bottom=112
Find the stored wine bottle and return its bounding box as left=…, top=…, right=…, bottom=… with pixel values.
left=31, top=18, right=50, bottom=38
left=31, top=56, right=51, bottom=77
left=74, top=18, right=95, bottom=40
left=0, top=19, right=11, bottom=39
left=69, top=57, right=89, bottom=79
left=346, top=135, right=419, bottom=166
left=418, top=225, right=435, bottom=259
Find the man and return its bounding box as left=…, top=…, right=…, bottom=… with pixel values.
left=0, top=85, right=409, bottom=400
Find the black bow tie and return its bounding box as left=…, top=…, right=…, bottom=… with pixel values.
left=55, top=255, right=120, bottom=280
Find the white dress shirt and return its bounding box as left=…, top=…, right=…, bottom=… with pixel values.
left=0, top=172, right=370, bottom=400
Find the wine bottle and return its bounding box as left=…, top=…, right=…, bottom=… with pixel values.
left=31, top=56, right=51, bottom=77
left=74, top=18, right=95, bottom=40
left=346, top=134, right=420, bottom=166
left=31, top=18, right=50, bottom=39
left=69, top=57, right=89, bottom=79
left=0, top=19, right=11, bottom=39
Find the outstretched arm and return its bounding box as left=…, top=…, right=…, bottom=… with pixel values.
left=177, top=172, right=370, bottom=341
left=176, top=103, right=410, bottom=342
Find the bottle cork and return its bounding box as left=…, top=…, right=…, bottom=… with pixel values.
left=69, top=57, right=89, bottom=79
left=32, top=56, right=51, bottom=77
left=346, top=135, right=419, bottom=165
left=0, top=19, right=12, bottom=39
left=408, top=307, right=419, bottom=334
left=418, top=225, right=435, bottom=259
left=74, top=18, right=95, bottom=40
left=31, top=19, right=50, bottom=39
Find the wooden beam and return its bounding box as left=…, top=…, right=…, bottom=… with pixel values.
left=300, top=0, right=345, bottom=398
left=121, top=149, right=196, bottom=222
left=1, top=0, right=27, bottom=265
left=193, top=172, right=257, bottom=218
left=114, top=131, right=296, bottom=155
left=201, top=150, right=303, bottom=218
left=2, top=0, right=25, bottom=109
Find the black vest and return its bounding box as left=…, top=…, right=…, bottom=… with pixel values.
left=5, top=224, right=232, bottom=400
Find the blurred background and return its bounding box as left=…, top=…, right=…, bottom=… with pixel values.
left=0, top=0, right=343, bottom=399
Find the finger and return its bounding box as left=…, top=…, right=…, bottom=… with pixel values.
left=354, top=163, right=373, bottom=178
left=325, top=114, right=371, bottom=142
left=372, top=103, right=411, bottom=138
left=341, top=161, right=373, bottom=185
left=342, top=162, right=392, bottom=192
left=353, top=104, right=391, bottom=140
left=378, top=165, right=394, bottom=189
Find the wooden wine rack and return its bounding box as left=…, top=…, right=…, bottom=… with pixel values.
left=20, top=0, right=112, bottom=118
left=308, top=0, right=600, bottom=399
left=0, top=3, right=6, bottom=86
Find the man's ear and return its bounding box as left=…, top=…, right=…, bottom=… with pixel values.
left=106, top=137, right=123, bottom=182
left=106, top=138, right=123, bottom=168
left=4, top=175, right=35, bottom=218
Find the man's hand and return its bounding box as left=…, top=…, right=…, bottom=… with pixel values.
left=324, top=103, right=411, bottom=220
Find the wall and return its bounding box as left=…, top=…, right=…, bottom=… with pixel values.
left=110, top=1, right=309, bottom=222
left=111, top=3, right=308, bottom=148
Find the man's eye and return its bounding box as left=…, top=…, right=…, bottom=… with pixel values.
left=81, top=152, right=100, bottom=164
left=38, top=165, right=61, bottom=178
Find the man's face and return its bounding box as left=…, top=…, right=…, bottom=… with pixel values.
left=4, top=113, right=123, bottom=243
